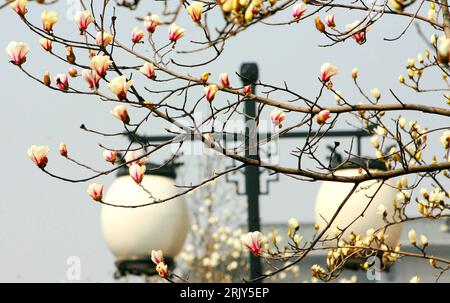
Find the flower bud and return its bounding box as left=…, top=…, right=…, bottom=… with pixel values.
left=74, top=10, right=94, bottom=33
left=316, top=109, right=331, bottom=125
left=140, top=62, right=156, bottom=79
left=59, top=142, right=68, bottom=157
left=371, top=88, right=381, bottom=99
left=68, top=67, right=78, bottom=77
left=144, top=15, right=160, bottom=33
left=131, top=27, right=145, bottom=44
left=96, top=31, right=113, bottom=46
left=110, top=104, right=130, bottom=124
left=43, top=71, right=51, bottom=86
left=41, top=10, right=59, bottom=32
left=168, top=23, right=185, bottom=43
left=39, top=38, right=52, bottom=52
left=103, top=150, right=118, bottom=164
left=129, top=163, right=146, bottom=184
left=408, top=229, right=417, bottom=245
left=314, top=16, right=325, bottom=33
left=27, top=145, right=49, bottom=168
left=55, top=73, right=69, bottom=91
left=5, top=41, right=29, bottom=66
left=320, top=63, right=338, bottom=82
left=87, top=183, right=103, bottom=201
left=107, top=76, right=134, bottom=100
left=292, top=3, right=307, bottom=20
left=204, top=84, right=219, bottom=102
left=187, top=1, right=204, bottom=23
left=10, top=0, right=28, bottom=16
left=200, top=72, right=210, bottom=83
left=219, top=73, right=230, bottom=88
left=325, top=14, right=335, bottom=28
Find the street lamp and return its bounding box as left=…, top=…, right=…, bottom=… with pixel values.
left=101, top=162, right=190, bottom=278
left=314, top=158, right=403, bottom=248
left=100, top=63, right=377, bottom=281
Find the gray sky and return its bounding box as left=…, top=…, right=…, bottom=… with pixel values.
left=0, top=1, right=447, bottom=282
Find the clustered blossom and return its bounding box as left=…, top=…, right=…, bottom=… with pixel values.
left=144, top=14, right=160, bottom=33
left=74, top=10, right=94, bottom=33
left=110, top=104, right=130, bottom=124
left=241, top=231, right=263, bottom=255
left=292, top=3, right=307, bottom=20
left=140, top=62, right=156, bottom=79
left=325, top=14, right=335, bottom=28
left=187, top=1, right=204, bottom=23
left=55, top=73, right=69, bottom=91
left=205, top=84, right=219, bottom=102
left=316, top=109, right=331, bottom=125
left=131, top=27, right=145, bottom=44
left=320, top=63, right=338, bottom=82
left=59, top=142, right=68, bottom=157
left=346, top=20, right=369, bottom=45
left=90, top=55, right=113, bottom=77
left=129, top=163, right=146, bottom=184
left=219, top=73, right=230, bottom=88
left=96, top=31, right=113, bottom=46
left=270, top=109, right=286, bottom=128
left=6, top=41, right=29, bottom=65
left=10, top=0, right=28, bottom=16
left=151, top=250, right=169, bottom=278
left=82, top=69, right=101, bottom=90
left=87, top=183, right=103, bottom=201
left=41, top=10, right=59, bottom=32
left=28, top=145, right=49, bottom=168
left=103, top=150, right=118, bottom=164
left=168, top=23, right=185, bottom=43
left=107, top=76, right=134, bottom=100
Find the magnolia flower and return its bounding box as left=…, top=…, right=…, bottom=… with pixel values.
left=219, top=73, right=230, bottom=88
left=440, top=130, right=450, bottom=149
left=87, top=183, right=103, bottom=201
left=168, top=23, right=185, bottom=43
left=270, top=109, right=286, bottom=128
left=288, top=218, right=299, bottom=229
left=320, top=63, right=338, bottom=82
left=243, top=84, right=252, bottom=95
left=144, top=14, right=160, bottom=33
left=5, top=41, right=29, bottom=65
left=90, top=55, right=112, bottom=77
left=125, top=150, right=148, bottom=166
left=292, top=3, right=307, bottom=20
left=10, top=0, right=27, bottom=16
left=55, top=73, right=69, bottom=91
left=316, top=109, right=331, bottom=125
left=156, top=262, right=169, bottom=278
left=28, top=145, right=49, bottom=168
left=96, top=31, right=113, bottom=46
left=242, top=231, right=263, bottom=255
left=151, top=250, right=164, bottom=265
left=187, top=1, right=204, bottom=23
left=200, top=72, right=210, bottom=82
left=140, top=62, right=156, bottom=79
left=377, top=204, right=387, bottom=216
left=346, top=20, right=368, bottom=45
left=408, top=229, right=417, bottom=245
left=420, top=235, right=428, bottom=247
left=204, top=84, right=219, bottom=102
left=74, top=10, right=94, bottom=32
left=314, top=16, right=325, bottom=32
left=371, top=88, right=381, bottom=99
left=129, top=163, right=146, bottom=184
left=409, top=276, right=420, bottom=283
left=107, top=76, right=134, bottom=100
left=131, top=27, right=145, bottom=44
left=110, top=105, right=130, bottom=124
left=103, top=150, right=118, bottom=164
left=59, top=142, right=68, bottom=157
left=82, top=69, right=101, bottom=90
left=325, top=14, right=335, bottom=27
left=438, top=37, right=450, bottom=63
left=41, top=10, right=59, bottom=31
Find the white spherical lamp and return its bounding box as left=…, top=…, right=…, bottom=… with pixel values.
left=101, top=163, right=190, bottom=276
left=315, top=159, right=402, bottom=248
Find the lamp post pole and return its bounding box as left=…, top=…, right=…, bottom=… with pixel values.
left=240, top=63, right=263, bottom=280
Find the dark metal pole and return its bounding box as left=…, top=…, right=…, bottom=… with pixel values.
left=240, top=63, right=263, bottom=281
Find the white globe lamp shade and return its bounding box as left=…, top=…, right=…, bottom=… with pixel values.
left=315, top=159, right=402, bottom=248
left=101, top=164, right=190, bottom=267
